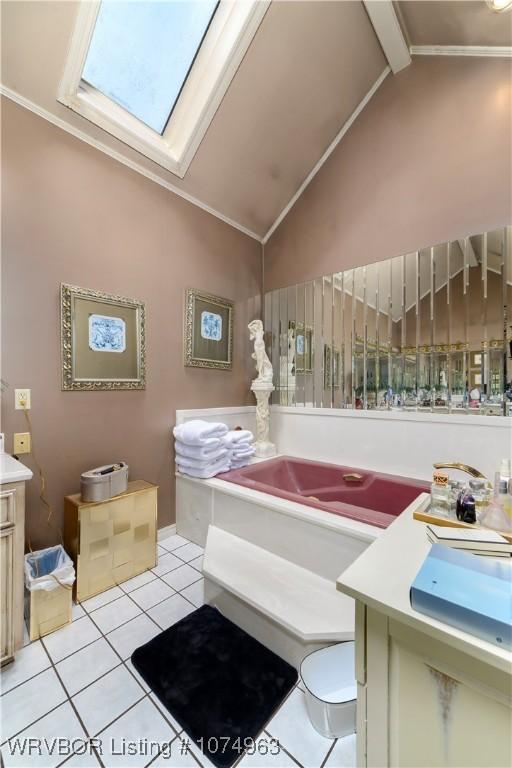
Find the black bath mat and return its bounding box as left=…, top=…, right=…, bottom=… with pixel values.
left=131, top=604, right=298, bottom=768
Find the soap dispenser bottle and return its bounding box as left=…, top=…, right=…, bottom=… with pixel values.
left=431, top=470, right=450, bottom=517
left=494, top=459, right=511, bottom=499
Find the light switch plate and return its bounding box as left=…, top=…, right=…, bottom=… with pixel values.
left=15, top=389, right=31, bottom=409
left=14, top=432, right=31, bottom=454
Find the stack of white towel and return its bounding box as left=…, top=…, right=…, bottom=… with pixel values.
left=221, top=429, right=255, bottom=469
left=173, top=420, right=256, bottom=478
left=174, top=420, right=230, bottom=478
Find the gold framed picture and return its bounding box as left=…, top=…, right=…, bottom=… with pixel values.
left=324, top=344, right=341, bottom=389
left=61, top=283, right=146, bottom=390
left=184, top=289, right=233, bottom=370
left=294, top=323, right=313, bottom=373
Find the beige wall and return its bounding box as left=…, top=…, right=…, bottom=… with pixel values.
left=1, top=0, right=386, bottom=237
left=1, top=99, right=261, bottom=547
left=264, top=56, right=512, bottom=290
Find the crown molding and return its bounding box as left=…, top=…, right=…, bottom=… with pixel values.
left=410, top=45, right=512, bottom=58
left=262, top=66, right=391, bottom=245
left=0, top=84, right=262, bottom=243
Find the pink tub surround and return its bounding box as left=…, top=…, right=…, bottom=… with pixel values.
left=219, top=456, right=429, bottom=528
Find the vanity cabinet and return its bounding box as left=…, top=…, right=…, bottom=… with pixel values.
left=356, top=603, right=511, bottom=767
left=337, top=499, right=512, bottom=768
left=1, top=482, right=26, bottom=666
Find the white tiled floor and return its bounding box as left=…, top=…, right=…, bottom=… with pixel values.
left=0, top=533, right=355, bottom=768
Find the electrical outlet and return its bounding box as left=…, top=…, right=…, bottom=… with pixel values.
left=15, top=389, right=31, bottom=410
left=14, top=432, right=31, bottom=454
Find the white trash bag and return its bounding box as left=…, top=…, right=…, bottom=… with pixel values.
left=25, top=545, right=75, bottom=591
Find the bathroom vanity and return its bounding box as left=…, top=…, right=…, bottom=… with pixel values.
left=0, top=454, right=32, bottom=665
left=337, top=507, right=512, bottom=768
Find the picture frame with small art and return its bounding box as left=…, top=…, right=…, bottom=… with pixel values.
left=293, top=323, right=313, bottom=373
left=184, top=288, right=233, bottom=370
left=61, top=283, right=146, bottom=390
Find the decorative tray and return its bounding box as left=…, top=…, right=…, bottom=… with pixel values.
left=413, top=508, right=512, bottom=544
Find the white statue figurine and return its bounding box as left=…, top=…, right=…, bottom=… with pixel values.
left=248, top=319, right=273, bottom=384
left=248, top=318, right=276, bottom=457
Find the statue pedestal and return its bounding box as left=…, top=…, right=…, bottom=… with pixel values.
left=250, top=380, right=277, bottom=458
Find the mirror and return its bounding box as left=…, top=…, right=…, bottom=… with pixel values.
left=265, top=226, right=512, bottom=416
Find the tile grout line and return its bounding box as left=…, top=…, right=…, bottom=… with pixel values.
left=0, top=658, right=53, bottom=698
left=79, top=539, right=209, bottom=767
left=0, top=543, right=203, bottom=721
left=1, top=543, right=206, bottom=762
left=1, top=611, right=110, bottom=696
left=320, top=738, right=337, bottom=768
left=262, top=729, right=306, bottom=768
left=67, top=594, right=184, bottom=766
left=102, top=538, right=332, bottom=768
left=0, top=564, right=203, bottom=698
left=0, top=537, right=203, bottom=761
left=3, top=537, right=284, bottom=768
left=42, top=639, right=106, bottom=768
left=257, top=680, right=336, bottom=768
left=81, top=590, right=185, bottom=740
left=144, top=731, right=203, bottom=768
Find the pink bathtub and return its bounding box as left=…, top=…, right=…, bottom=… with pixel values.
left=219, top=456, right=429, bottom=528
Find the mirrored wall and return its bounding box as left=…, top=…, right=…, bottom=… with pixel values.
left=264, top=227, right=512, bottom=416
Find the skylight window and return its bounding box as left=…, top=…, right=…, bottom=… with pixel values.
left=59, top=0, right=269, bottom=177
left=82, top=1, right=218, bottom=134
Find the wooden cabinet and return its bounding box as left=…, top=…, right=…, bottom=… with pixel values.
left=356, top=603, right=512, bottom=768
left=337, top=503, right=512, bottom=768
left=1, top=482, right=26, bottom=666
left=64, top=480, right=158, bottom=602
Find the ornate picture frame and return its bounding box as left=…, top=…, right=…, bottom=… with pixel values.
left=294, top=323, right=313, bottom=373
left=324, top=344, right=341, bottom=390
left=184, top=288, right=233, bottom=370
left=61, top=283, right=146, bottom=390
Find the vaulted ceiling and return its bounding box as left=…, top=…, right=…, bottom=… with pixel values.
left=1, top=1, right=511, bottom=241
left=397, top=1, right=512, bottom=47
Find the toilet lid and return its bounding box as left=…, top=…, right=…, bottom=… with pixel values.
left=300, top=642, right=356, bottom=704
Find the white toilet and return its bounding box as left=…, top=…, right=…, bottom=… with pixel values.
left=300, top=641, right=357, bottom=739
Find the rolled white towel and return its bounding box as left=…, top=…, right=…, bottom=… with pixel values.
left=173, top=420, right=228, bottom=446
left=221, top=430, right=254, bottom=446
left=175, top=439, right=223, bottom=461
left=176, top=455, right=230, bottom=479
left=231, top=445, right=256, bottom=459
left=175, top=449, right=229, bottom=470
left=230, top=457, right=253, bottom=469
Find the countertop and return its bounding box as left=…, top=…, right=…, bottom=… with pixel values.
left=336, top=493, right=512, bottom=674
left=0, top=453, right=33, bottom=484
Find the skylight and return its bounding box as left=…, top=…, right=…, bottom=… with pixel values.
left=59, top=0, right=269, bottom=177
left=82, top=0, right=218, bottom=134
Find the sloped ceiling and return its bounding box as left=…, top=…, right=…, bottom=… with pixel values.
left=397, top=0, right=512, bottom=46
left=0, top=0, right=386, bottom=238
left=2, top=1, right=511, bottom=241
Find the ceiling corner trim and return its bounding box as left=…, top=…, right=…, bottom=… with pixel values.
left=410, top=45, right=512, bottom=58
left=0, top=84, right=262, bottom=243
left=261, top=66, right=391, bottom=246
left=363, top=0, right=411, bottom=73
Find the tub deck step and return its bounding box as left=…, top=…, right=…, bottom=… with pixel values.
left=203, top=526, right=354, bottom=642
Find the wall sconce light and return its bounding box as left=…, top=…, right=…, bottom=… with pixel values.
left=485, top=0, right=512, bottom=12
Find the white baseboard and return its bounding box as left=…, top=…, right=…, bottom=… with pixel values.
left=157, top=523, right=177, bottom=540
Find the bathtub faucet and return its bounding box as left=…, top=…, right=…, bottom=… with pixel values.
left=433, top=462, right=487, bottom=480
